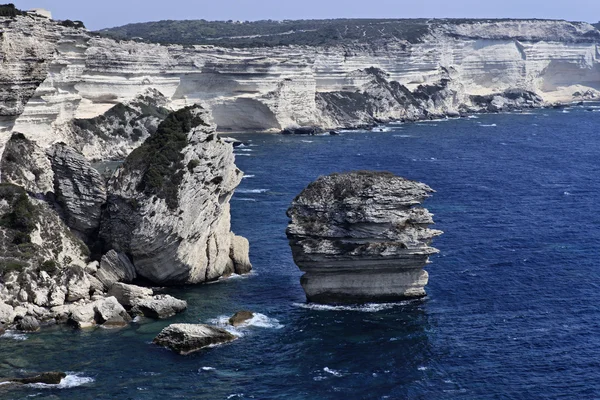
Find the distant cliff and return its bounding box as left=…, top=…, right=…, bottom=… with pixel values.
left=1, top=15, right=600, bottom=156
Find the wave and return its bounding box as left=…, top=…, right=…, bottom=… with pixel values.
left=235, top=148, right=253, bottom=152
left=480, top=124, right=497, bottom=127
left=232, top=198, right=257, bottom=202
left=1, top=331, right=28, bottom=341
left=234, top=154, right=252, bottom=157
left=323, top=367, right=343, bottom=377
left=235, top=189, right=269, bottom=194
left=207, top=313, right=284, bottom=337
left=27, top=373, right=94, bottom=389
left=301, top=140, right=313, bottom=143
left=393, top=134, right=413, bottom=138
left=242, top=175, right=255, bottom=179
left=200, top=367, right=216, bottom=372
left=293, top=301, right=415, bottom=313
left=467, top=115, right=479, bottom=119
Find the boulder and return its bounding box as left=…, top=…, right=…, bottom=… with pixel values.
left=16, top=316, right=40, bottom=332
left=0, top=302, right=15, bottom=325
left=108, top=282, right=153, bottom=307
left=68, top=302, right=96, bottom=329
left=95, top=250, right=136, bottom=289
left=153, top=324, right=236, bottom=355
left=230, top=234, right=252, bottom=275
left=135, top=295, right=187, bottom=319
left=286, top=171, right=443, bottom=304
left=93, top=297, right=132, bottom=327
left=229, top=311, right=254, bottom=326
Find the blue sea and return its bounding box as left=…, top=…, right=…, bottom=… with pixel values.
left=2, top=106, right=600, bottom=399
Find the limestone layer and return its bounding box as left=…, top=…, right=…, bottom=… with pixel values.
left=0, top=16, right=599, bottom=156
left=287, top=171, right=442, bottom=303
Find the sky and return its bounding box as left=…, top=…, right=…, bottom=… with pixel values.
left=11, top=0, right=600, bottom=31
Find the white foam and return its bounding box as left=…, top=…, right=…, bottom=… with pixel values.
left=236, top=189, right=269, bottom=194
left=564, top=191, right=572, bottom=196
left=323, top=367, right=343, bottom=377
left=200, top=367, right=216, bottom=372
left=207, top=313, right=283, bottom=337
left=301, top=140, right=313, bottom=143
left=232, top=198, right=257, bottom=202
left=481, top=124, right=497, bottom=127
left=227, top=395, right=244, bottom=399
left=293, top=301, right=413, bottom=312
left=27, top=374, right=94, bottom=389
left=236, top=149, right=253, bottom=152
left=393, top=134, right=412, bottom=138
left=418, top=366, right=428, bottom=371
left=467, top=115, right=479, bottom=119
left=242, top=175, right=255, bottom=179
left=234, top=154, right=252, bottom=157
left=1, top=331, right=28, bottom=341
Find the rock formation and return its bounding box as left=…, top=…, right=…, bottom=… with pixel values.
left=0, top=14, right=598, bottom=153
left=0, top=105, right=249, bottom=331
left=153, top=324, right=237, bottom=355
left=99, top=105, right=250, bottom=284
left=287, top=171, right=442, bottom=303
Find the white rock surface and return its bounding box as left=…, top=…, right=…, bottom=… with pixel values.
left=287, top=171, right=443, bottom=303
left=0, top=15, right=598, bottom=158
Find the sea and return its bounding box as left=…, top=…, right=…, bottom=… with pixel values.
left=1, top=105, right=600, bottom=399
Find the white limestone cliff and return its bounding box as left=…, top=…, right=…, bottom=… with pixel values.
left=0, top=15, right=597, bottom=159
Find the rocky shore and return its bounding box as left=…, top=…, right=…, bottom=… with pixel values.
left=287, top=171, right=442, bottom=303
left=0, top=104, right=252, bottom=331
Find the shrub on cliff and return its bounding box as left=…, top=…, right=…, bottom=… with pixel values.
left=0, top=184, right=38, bottom=244
left=124, top=106, right=207, bottom=209
left=0, top=4, right=23, bottom=17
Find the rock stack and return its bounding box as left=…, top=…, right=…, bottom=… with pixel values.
left=286, top=171, right=442, bottom=304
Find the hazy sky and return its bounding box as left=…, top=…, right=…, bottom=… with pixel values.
left=12, top=0, right=600, bottom=31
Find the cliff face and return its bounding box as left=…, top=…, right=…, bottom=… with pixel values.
left=287, top=171, right=442, bottom=303
left=100, top=105, right=249, bottom=284
left=0, top=15, right=598, bottom=156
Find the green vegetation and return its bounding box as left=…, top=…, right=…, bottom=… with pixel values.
left=73, top=98, right=170, bottom=142
left=0, top=4, right=23, bottom=17
left=187, top=159, right=200, bottom=172
left=0, top=184, right=38, bottom=244
left=58, top=19, right=85, bottom=29
left=124, top=106, right=206, bottom=209
left=98, top=18, right=586, bottom=48
left=98, top=18, right=433, bottom=47
left=39, top=259, right=59, bottom=275
left=0, top=260, right=26, bottom=276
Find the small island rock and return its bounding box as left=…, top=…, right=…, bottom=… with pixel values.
left=286, top=171, right=443, bottom=304
left=228, top=311, right=254, bottom=326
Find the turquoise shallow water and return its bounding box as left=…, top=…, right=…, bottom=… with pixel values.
left=2, top=106, right=600, bottom=399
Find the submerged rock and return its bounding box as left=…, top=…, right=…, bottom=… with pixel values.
left=153, top=323, right=236, bottom=355
left=7, top=371, right=66, bottom=385
left=286, top=171, right=443, bottom=304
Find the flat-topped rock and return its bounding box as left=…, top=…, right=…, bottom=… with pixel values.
left=286, top=171, right=443, bottom=304
left=153, top=324, right=236, bottom=355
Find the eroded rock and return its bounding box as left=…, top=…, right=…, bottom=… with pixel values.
left=286, top=171, right=443, bottom=304
left=153, top=324, right=236, bottom=355
left=135, top=295, right=187, bottom=319
left=108, top=282, right=153, bottom=307
left=95, top=250, right=136, bottom=290
left=229, top=311, right=254, bottom=326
